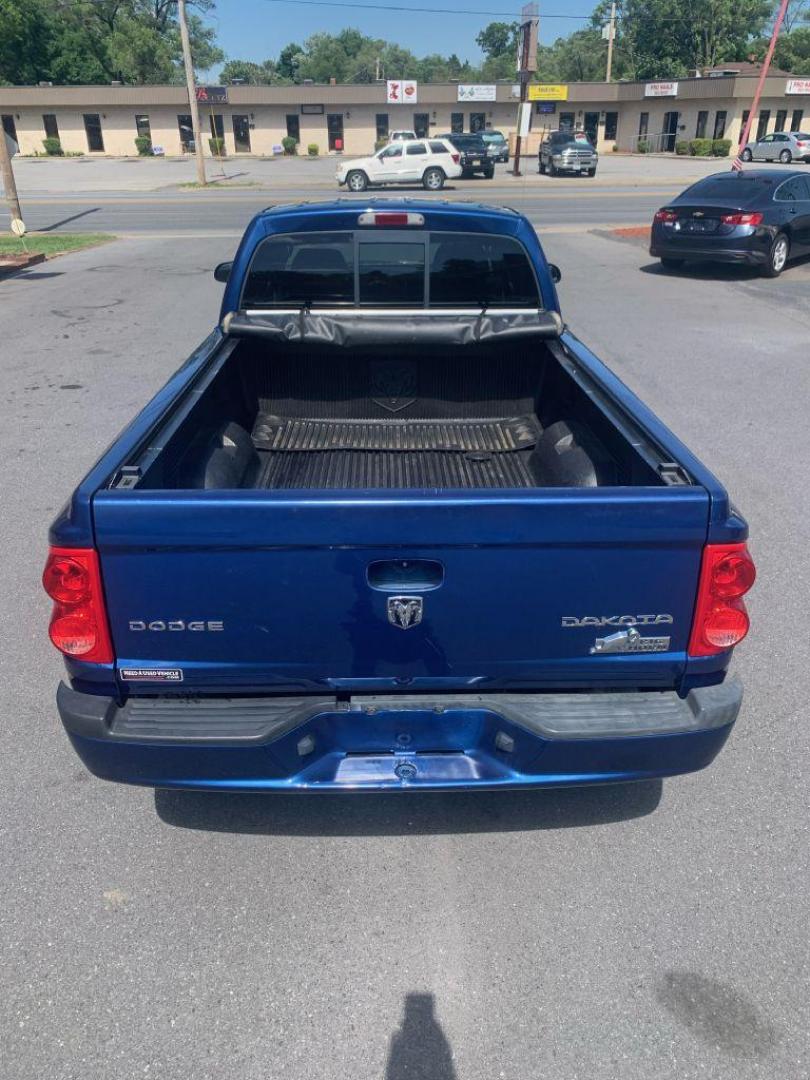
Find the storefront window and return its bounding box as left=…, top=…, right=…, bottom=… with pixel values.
left=713, top=111, right=727, bottom=139
left=604, top=112, right=618, bottom=140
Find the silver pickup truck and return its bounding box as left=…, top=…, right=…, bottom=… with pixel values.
left=539, top=131, right=598, bottom=177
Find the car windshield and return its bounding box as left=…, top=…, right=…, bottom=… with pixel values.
left=482, top=132, right=505, bottom=143
left=793, top=132, right=810, bottom=139
left=242, top=231, right=541, bottom=308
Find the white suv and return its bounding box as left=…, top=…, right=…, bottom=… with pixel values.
left=336, top=139, right=462, bottom=192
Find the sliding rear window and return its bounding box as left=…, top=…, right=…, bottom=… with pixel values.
left=242, top=230, right=541, bottom=308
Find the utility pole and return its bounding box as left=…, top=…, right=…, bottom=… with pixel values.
left=0, top=130, right=23, bottom=228
left=178, top=0, right=207, bottom=186
left=605, top=1, right=617, bottom=83
left=512, top=3, right=539, bottom=177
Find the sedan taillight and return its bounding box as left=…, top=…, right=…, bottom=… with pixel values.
left=451, top=153, right=460, bottom=164
left=654, top=209, right=677, bottom=223
left=720, top=212, right=763, bottom=226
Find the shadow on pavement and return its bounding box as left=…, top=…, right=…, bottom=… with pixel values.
left=154, top=779, right=662, bottom=836
left=640, top=253, right=810, bottom=280
left=39, top=208, right=100, bottom=232
left=385, top=993, right=457, bottom=1080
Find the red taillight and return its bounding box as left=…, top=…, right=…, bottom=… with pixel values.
left=795, top=141, right=806, bottom=147
left=43, top=546, right=113, bottom=663
left=654, top=209, right=677, bottom=223
left=357, top=211, right=425, bottom=226
left=688, top=543, right=756, bottom=657
left=720, top=212, right=763, bottom=226
left=452, top=153, right=460, bottom=164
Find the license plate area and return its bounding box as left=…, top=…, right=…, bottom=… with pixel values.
left=681, top=219, right=718, bottom=234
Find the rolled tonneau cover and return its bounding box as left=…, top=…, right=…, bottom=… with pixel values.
left=221, top=308, right=564, bottom=347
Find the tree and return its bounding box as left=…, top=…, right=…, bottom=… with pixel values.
left=752, top=25, right=810, bottom=73
left=0, top=0, right=223, bottom=86
left=277, top=42, right=304, bottom=81
left=476, top=21, right=519, bottom=60
left=220, top=59, right=284, bottom=84
left=613, top=0, right=773, bottom=79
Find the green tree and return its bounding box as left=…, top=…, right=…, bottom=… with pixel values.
left=613, top=0, right=772, bottom=79
left=277, top=42, right=304, bottom=81
left=220, top=59, right=285, bottom=84
left=752, top=25, right=810, bottom=74
left=476, top=21, right=519, bottom=60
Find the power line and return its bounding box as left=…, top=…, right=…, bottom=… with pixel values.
left=259, top=0, right=591, bottom=18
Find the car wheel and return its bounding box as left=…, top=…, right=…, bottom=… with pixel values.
left=346, top=170, right=368, bottom=192
left=423, top=167, right=445, bottom=191
left=549, top=161, right=558, bottom=176
left=779, top=149, right=793, bottom=164
left=588, top=168, right=597, bottom=177
left=660, top=257, right=684, bottom=270
left=539, top=156, right=546, bottom=174
left=763, top=232, right=790, bottom=277
left=483, top=166, right=494, bottom=179
left=741, top=148, right=753, bottom=162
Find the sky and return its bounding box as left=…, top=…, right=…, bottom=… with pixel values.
left=202, top=0, right=597, bottom=73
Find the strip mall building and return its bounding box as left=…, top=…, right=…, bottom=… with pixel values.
left=3, top=70, right=810, bottom=158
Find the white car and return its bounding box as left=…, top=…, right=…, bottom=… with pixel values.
left=336, top=138, right=462, bottom=192
left=389, top=130, right=417, bottom=141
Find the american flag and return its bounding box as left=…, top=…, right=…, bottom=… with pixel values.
left=731, top=154, right=744, bottom=172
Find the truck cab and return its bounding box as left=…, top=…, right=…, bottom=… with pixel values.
left=539, top=131, right=599, bottom=177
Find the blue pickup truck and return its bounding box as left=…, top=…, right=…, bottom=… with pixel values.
left=44, top=200, right=755, bottom=792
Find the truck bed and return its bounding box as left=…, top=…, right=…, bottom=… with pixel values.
left=134, top=338, right=667, bottom=492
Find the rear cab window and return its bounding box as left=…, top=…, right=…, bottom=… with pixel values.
left=242, top=231, right=542, bottom=309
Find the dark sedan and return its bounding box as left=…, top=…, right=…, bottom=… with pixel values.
left=650, top=169, right=810, bottom=277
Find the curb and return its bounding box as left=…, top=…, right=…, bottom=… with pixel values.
left=0, top=252, right=46, bottom=278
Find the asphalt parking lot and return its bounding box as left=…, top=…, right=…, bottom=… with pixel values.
left=1, top=176, right=809, bottom=1079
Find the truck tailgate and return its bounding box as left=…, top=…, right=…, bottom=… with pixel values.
left=93, top=487, right=709, bottom=693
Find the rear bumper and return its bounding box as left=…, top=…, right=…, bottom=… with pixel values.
left=650, top=226, right=769, bottom=265
left=57, top=678, right=742, bottom=792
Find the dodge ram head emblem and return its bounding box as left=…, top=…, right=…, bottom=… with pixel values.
left=387, top=595, right=423, bottom=630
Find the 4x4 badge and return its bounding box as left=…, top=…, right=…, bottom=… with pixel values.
left=387, top=595, right=423, bottom=630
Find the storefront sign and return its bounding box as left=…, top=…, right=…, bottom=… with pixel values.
left=457, top=84, right=497, bottom=101
left=386, top=80, right=417, bottom=104
left=195, top=85, right=228, bottom=103
left=528, top=84, right=568, bottom=101
left=786, top=78, right=810, bottom=95
left=644, top=81, right=678, bottom=97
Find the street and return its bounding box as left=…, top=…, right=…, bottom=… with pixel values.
left=1, top=164, right=809, bottom=1080
left=3, top=152, right=733, bottom=235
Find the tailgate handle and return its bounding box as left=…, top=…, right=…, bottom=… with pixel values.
left=367, top=559, right=444, bottom=592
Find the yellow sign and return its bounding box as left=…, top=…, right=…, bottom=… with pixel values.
left=528, top=84, right=568, bottom=101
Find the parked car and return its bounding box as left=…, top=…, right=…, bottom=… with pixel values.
left=388, top=130, right=417, bottom=142
left=336, top=138, right=461, bottom=191
left=437, top=133, right=494, bottom=178
left=740, top=131, right=810, bottom=164
left=45, top=199, right=753, bottom=792
left=481, top=129, right=509, bottom=163
left=539, top=131, right=598, bottom=176
left=650, top=169, right=810, bottom=277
